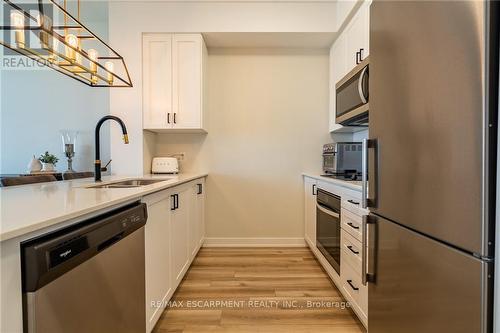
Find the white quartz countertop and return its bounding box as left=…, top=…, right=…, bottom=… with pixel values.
left=0, top=173, right=207, bottom=242
left=302, top=173, right=363, bottom=192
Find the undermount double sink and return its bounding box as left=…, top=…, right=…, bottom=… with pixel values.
left=87, top=178, right=173, bottom=189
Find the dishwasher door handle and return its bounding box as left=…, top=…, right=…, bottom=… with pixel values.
left=97, top=232, right=124, bottom=252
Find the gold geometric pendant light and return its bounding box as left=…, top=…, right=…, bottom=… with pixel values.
left=1, top=0, right=132, bottom=87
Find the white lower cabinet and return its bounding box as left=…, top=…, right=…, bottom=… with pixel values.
left=170, top=184, right=191, bottom=289
left=143, top=177, right=206, bottom=332
left=303, top=177, right=368, bottom=328
left=189, top=179, right=205, bottom=257
left=304, top=177, right=317, bottom=246
left=144, top=191, right=172, bottom=333
left=340, top=257, right=368, bottom=323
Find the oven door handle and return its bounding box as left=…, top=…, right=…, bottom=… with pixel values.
left=316, top=203, right=340, bottom=219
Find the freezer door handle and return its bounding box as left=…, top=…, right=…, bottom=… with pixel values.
left=362, top=214, right=377, bottom=286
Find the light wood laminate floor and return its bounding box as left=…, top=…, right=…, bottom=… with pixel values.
left=153, top=247, right=366, bottom=333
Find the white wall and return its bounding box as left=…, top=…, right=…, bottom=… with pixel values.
left=0, top=4, right=110, bottom=174
left=155, top=49, right=331, bottom=240
left=108, top=1, right=340, bottom=175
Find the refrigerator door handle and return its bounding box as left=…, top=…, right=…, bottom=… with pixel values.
left=362, top=138, right=377, bottom=208
left=362, top=214, right=377, bottom=286
left=362, top=139, right=369, bottom=208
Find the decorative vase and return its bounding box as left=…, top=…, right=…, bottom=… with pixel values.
left=41, top=162, right=56, bottom=172
left=27, top=155, right=42, bottom=173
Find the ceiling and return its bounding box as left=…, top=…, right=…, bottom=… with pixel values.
left=203, top=32, right=337, bottom=49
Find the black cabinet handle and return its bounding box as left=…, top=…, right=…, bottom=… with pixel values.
left=359, top=48, right=364, bottom=62
left=347, top=279, right=359, bottom=291
left=197, top=183, right=203, bottom=195
left=312, top=184, right=317, bottom=195
left=355, top=51, right=360, bottom=65
left=347, top=245, right=359, bottom=255
left=170, top=194, right=176, bottom=210
left=167, top=113, right=170, bottom=124
left=347, top=222, right=360, bottom=230
left=347, top=199, right=360, bottom=205
left=175, top=194, right=179, bottom=209
left=173, top=113, right=177, bottom=124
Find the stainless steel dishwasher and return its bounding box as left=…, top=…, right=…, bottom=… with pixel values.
left=22, top=202, right=148, bottom=333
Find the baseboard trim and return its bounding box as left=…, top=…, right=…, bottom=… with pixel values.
left=203, top=237, right=306, bottom=247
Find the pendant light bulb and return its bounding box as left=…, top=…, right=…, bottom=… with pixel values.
left=38, top=14, right=52, bottom=50
left=10, top=11, right=25, bottom=48
left=65, top=34, right=78, bottom=62
left=104, top=61, right=114, bottom=85
left=88, top=49, right=98, bottom=73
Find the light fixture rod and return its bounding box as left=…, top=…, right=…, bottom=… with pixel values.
left=0, top=0, right=133, bottom=87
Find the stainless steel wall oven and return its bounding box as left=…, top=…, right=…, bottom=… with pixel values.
left=316, top=188, right=341, bottom=274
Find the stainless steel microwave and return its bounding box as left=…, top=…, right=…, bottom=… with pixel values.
left=335, top=57, right=369, bottom=126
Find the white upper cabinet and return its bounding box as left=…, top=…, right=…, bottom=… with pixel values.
left=344, top=1, right=370, bottom=70
left=143, top=34, right=173, bottom=129
left=143, top=33, right=208, bottom=132
left=329, top=0, right=370, bottom=133
left=329, top=34, right=346, bottom=132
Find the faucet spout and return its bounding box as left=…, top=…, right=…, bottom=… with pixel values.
left=95, top=115, right=129, bottom=182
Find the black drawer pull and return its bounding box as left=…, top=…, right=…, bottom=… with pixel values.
left=347, top=222, right=360, bottom=230
left=171, top=195, right=176, bottom=210
left=347, top=279, right=359, bottom=291
left=347, top=245, right=359, bottom=255
left=347, top=199, right=360, bottom=205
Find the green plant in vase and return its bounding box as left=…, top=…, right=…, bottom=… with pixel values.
left=38, top=151, right=59, bottom=172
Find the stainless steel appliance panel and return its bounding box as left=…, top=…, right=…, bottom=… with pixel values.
left=335, top=58, right=369, bottom=126
left=22, top=203, right=148, bottom=333
left=368, top=215, right=492, bottom=333
left=316, top=189, right=341, bottom=274
left=323, top=142, right=363, bottom=175
left=369, top=0, right=495, bottom=256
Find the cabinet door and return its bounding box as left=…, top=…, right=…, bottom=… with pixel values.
left=304, top=177, right=317, bottom=246
left=172, top=34, right=203, bottom=129
left=144, top=192, right=172, bottom=332
left=189, top=180, right=205, bottom=258
left=329, top=35, right=346, bottom=132
left=361, top=1, right=370, bottom=58
left=344, top=1, right=370, bottom=69
left=171, top=185, right=191, bottom=288
left=143, top=34, right=173, bottom=129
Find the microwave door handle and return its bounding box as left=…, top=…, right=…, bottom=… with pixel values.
left=316, top=203, right=340, bottom=219
left=358, top=66, right=368, bottom=104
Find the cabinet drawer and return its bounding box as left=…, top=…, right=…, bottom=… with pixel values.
left=341, top=208, right=362, bottom=241
left=341, top=258, right=367, bottom=319
left=341, top=195, right=368, bottom=216
left=341, top=229, right=362, bottom=274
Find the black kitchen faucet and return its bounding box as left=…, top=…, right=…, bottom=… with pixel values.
left=94, top=116, right=129, bottom=182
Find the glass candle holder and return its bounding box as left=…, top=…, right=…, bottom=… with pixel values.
left=61, top=130, right=78, bottom=172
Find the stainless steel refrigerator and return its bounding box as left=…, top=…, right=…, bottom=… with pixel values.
left=364, top=1, right=499, bottom=332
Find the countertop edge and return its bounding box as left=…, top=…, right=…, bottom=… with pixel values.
left=302, top=173, right=362, bottom=192
left=0, top=173, right=208, bottom=243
